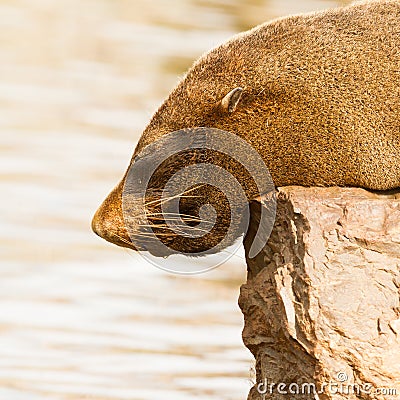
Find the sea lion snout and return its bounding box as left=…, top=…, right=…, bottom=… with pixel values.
left=92, top=183, right=135, bottom=250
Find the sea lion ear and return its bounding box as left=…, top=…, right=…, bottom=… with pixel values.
left=220, top=87, right=243, bottom=113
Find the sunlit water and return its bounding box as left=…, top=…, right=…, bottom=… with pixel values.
left=0, top=0, right=346, bottom=399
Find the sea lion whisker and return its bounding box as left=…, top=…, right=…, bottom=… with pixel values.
left=162, top=224, right=212, bottom=234
left=137, top=222, right=212, bottom=234
left=147, top=215, right=213, bottom=224
left=144, top=185, right=206, bottom=207
left=129, top=229, right=180, bottom=237
left=111, top=233, right=135, bottom=246
left=146, top=212, right=215, bottom=224
left=144, top=194, right=201, bottom=207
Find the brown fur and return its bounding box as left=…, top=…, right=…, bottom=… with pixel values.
left=92, top=0, right=400, bottom=253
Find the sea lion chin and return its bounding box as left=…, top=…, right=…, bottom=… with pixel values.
left=92, top=0, right=400, bottom=256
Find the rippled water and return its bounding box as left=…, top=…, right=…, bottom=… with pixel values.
left=0, top=0, right=346, bottom=399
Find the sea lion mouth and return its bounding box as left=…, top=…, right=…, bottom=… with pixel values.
left=92, top=224, right=135, bottom=250
left=91, top=206, right=136, bottom=250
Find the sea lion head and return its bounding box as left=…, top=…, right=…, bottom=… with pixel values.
left=92, top=24, right=284, bottom=258
left=91, top=65, right=261, bottom=257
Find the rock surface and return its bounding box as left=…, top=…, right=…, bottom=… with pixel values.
left=239, top=187, right=400, bottom=400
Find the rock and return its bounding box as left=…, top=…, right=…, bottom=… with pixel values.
left=239, top=187, right=400, bottom=400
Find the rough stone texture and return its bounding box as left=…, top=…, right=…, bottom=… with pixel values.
left=239, top=187, right=400, bottom=400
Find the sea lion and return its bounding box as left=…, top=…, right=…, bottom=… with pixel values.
left=92, top=0, right=400, bottom=256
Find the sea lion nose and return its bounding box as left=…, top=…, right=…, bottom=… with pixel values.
left=91, top=206, right=107, bottom=239
left=91, top=183, right=133, bottom=249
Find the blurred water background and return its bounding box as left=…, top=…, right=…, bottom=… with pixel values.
left=0, top=0, right=348, bottom=399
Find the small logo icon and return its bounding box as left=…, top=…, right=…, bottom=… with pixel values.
left=336, top=371, right=348, bottom=382
left=122, top=127, right=276, bottom=273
